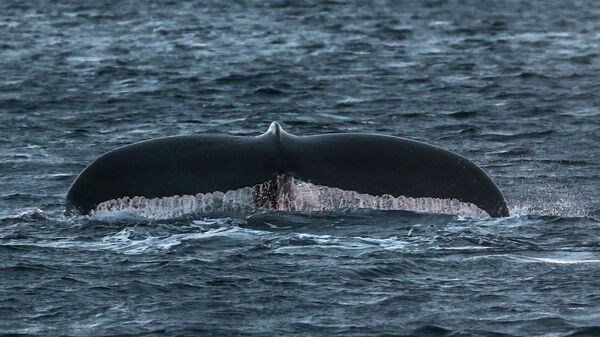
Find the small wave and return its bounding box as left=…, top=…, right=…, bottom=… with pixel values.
left=468, top=252, right=600, bottom=265
left=19, top=208, right=48, bottom=220
left=565, top=326, right=600, bottom=337
left=442, top=110, right=478, bottom=119
left=268, top=232, right=410, bottom=257
left=511, top=253, right=600, bottom=265
left=89, top=177, right=489, bottom=220
left=254, top=87, right=284, bottom=95
left=408, top=325, right=457, bottom=337
left=0, top=223, right=265, bottom=255
left=519, top=257, right=600, bottom=265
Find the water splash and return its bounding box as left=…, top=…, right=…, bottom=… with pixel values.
left=91, top=187, right=256, bottom=220
left=90, top=176, right=489, bottom=220
left=509, top=186, right=589, bottom=217
left=284, top=179, right=488, bottom=218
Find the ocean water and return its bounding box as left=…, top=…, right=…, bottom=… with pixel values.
left=1, top=1, right=600, bottom=336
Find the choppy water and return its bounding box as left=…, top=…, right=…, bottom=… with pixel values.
left=1, top=1, right=600, bottom=336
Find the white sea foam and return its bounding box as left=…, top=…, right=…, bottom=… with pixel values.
left=466, top=252, right=600, bottom=265
left=271, top=233, right=409, bottom=255
left=1, top=225, right=265, bottom=255
left=90, top=177, right=489, bottom=220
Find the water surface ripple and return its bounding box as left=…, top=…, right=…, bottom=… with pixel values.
left=1, top=1, right=600, bottom=336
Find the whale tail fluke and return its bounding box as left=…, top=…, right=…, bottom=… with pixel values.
left=66, top=122, right=508, bottom=217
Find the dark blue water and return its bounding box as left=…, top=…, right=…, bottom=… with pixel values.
left=2, top=1, right=600, bottom=336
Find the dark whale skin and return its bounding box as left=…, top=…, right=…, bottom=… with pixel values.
left=66, top=122, right=509, bottom=217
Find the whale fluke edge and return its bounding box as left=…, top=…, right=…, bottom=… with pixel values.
left=66, top=122, right=509, bottom=217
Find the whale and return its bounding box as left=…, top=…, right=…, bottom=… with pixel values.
left=66, top=122, right=509, bottom=217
